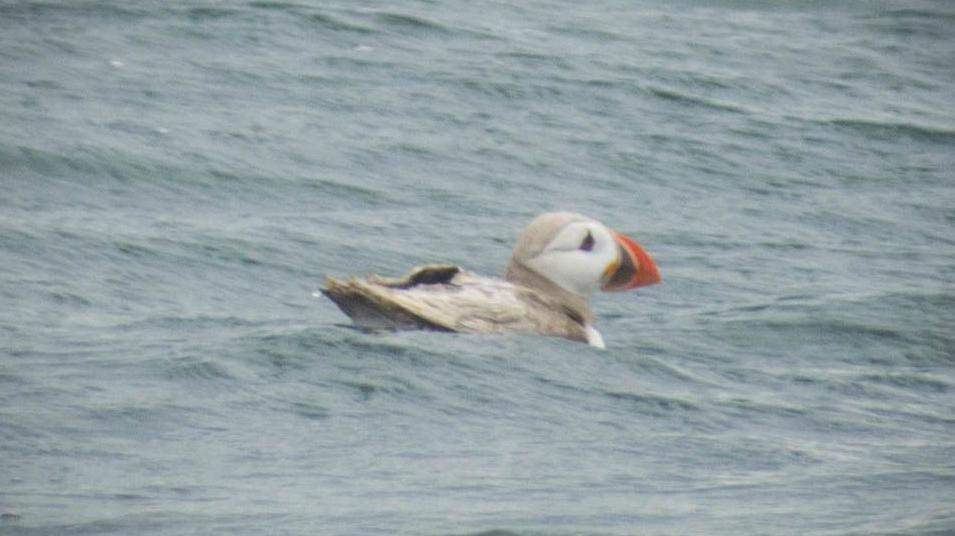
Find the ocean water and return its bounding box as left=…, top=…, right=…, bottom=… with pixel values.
left=2, top=0, right=954, bottom=534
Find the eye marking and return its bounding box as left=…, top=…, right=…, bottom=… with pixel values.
left=579, top=230, right=595, bottom=252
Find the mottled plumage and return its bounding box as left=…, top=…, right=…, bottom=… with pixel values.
left=322, top=265, right=591, bottom=343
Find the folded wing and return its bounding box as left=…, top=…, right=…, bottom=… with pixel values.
left=322, top=264, right=588, bottom=343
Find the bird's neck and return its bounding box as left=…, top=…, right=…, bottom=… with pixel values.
left=504, top=260, right=595, bottom=326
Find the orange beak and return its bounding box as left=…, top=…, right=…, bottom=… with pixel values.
left=601, top=231, right=661, bottom=291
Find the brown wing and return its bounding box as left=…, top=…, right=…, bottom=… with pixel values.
left=321, top=265, right=587, bottom=343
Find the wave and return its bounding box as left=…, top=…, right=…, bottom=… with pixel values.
left=827, top=118, right=955, bottom=144
left=247, top=2, right=376, bottom=34
left=0, top=1, right=147, bottom=21
left=866, top=7, right=955, bottom=39
left=604, top=390, right=701, bottom=413
left=646, top=86, right=747, bottom=114
left=376, top=12, right=454, bottom=36
left=164, top=357, right=236, bottom=381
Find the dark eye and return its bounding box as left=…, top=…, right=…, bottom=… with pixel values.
left=579, top=231, right=595, bottom=251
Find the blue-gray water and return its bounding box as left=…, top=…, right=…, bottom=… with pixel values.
left=2, top=1, right=954, bottom=534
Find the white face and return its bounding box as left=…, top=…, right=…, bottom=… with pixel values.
left=523, top=221, right=618, bottom=296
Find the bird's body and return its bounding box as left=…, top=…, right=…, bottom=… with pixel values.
left=321, top=212, right=660, bottom=348
left=323, top=264, right=595, bottom=344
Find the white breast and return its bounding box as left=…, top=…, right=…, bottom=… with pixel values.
left=584, top=325, right=605, bottom=349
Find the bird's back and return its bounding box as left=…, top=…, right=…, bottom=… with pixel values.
left=322, top=264, right=588, bottom=343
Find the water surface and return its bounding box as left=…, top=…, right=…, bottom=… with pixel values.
left=1, top=1, right=954, bottom=534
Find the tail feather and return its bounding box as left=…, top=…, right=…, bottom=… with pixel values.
left=321, top=276, right=453, bottom=332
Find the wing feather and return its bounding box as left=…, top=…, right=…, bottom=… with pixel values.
left=322, top=265, right=587, bottom=342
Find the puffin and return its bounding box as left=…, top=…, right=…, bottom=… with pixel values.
left=321, top=212, right=661, bottom=348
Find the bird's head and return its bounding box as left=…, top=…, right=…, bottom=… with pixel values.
left=507, top=212, right=661, bottom=297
